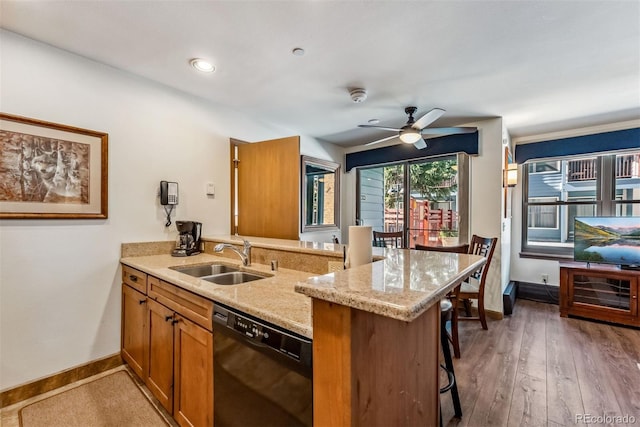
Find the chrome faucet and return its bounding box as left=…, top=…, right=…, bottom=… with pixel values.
left=214, top=239, right=252, bottom=266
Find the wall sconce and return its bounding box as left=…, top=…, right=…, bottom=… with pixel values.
left=504, top=163, right=518, bottom=187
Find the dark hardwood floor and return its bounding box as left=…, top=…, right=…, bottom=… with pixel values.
left=440, top=299, right=640, bottom=427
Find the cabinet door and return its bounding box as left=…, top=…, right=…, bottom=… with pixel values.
left=173, top=315, right=214, bottom=427
left=147, top=298, right=175, bottom=413
left=121, top=284, right=147, bottom=379
left=568, top=270, right=637, bottom=323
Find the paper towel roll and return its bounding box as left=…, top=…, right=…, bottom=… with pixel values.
left=345, top=226, right=373, bottom=268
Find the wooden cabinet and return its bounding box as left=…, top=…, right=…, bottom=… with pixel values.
left=121, top=284, right=148, bottom=379
left=147, top=298, right=175, bottom=412
left=560, top=262, right=639, bottom=327
left=121, top=265, right=214, bottom=426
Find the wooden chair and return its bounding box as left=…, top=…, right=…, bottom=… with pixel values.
left=373, top=231, right=403, bottom=248
left=414, top=243, right=469, bottom=358
left=452, top=235, right=497, bottom=331
left=414, top=243, right=469, bottom=254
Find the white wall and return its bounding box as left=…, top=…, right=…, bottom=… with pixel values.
left=0, top=30, right=341, bottom=389
left=466, top=118, right=505, bottom=314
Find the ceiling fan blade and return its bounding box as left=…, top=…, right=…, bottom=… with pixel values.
left=421, top=127, right=477, bottom=135
left=358, top=125, right=402, bottom=132
left=413, top=108, right=445, bottom=130
left=364, top=134, right=399, bottom=146
left=413, top=139, right=427, bottom=150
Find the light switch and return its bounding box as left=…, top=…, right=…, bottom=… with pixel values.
left=206, top=183, right=215, bottom=196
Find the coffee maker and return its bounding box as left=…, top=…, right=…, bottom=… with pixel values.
left=172, top=221, right=202, bottom=257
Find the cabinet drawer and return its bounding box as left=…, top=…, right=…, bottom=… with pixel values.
left=122, top=265, right=147, bottom=294
left=148, top=277, right=213, bottom=331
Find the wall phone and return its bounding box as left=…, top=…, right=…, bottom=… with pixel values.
left=160, top=181, right=178, bottom=227
left=160, top=181, right=178, bottom=205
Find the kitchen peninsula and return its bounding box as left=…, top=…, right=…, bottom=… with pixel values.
left=120, top=236, right=485, bottom=427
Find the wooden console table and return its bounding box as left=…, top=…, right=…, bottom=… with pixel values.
left=559, top=262, right=639, bottom=327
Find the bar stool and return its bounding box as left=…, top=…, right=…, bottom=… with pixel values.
left=440, top=299, right=462, bottom=425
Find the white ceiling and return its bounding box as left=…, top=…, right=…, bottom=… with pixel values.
left=1, top=1, right=639, bottom=147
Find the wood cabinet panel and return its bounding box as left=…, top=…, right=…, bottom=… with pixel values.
left=147, top=298, right=175, bottom=413
left=173, top=315, right=214, bottom=427
left=122, top=265, right=147, bottom=294
left=148, top=279, right=213, bottom=331
left=121, top=284, right=147, bottom=380
left=312, top=299, right=440, bottom=426
left=560, top=262, right=639, bottom=327
left=312, top=300, right=352, bottom=426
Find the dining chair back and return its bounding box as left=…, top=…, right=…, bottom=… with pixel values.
left=414, top=242, right=468, bottom=358
left=372, top=231, right=403, bottom=248
left=456, top=235, right=498, bottom=330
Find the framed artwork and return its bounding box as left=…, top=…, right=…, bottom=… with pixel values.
left=0, top=113, right=108, bottom=219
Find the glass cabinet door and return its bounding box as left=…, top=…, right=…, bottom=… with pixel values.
left=570, top=273, right=632, bottom=312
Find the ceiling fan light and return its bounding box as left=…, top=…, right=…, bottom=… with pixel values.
left=399, top=129, right=422, bottom=144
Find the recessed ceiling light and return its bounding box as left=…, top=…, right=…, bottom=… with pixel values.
left=190, top=58, right=215, bottom=73
left=292, top=47, right=305, bottom=56
left=368, top=119, right=380, bottom=124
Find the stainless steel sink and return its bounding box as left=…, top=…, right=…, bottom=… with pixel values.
left=170, top=263, right=239, bottom=277
left=203, top=271, right=267, bottom=285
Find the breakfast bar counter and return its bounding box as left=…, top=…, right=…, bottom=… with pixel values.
left=295, top=248, right=485, bottom=427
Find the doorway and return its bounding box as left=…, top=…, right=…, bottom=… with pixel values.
left=356, top=156, right=461, bottom=248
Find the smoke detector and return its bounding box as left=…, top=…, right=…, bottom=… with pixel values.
left=349, top=88, right=367, bottom=103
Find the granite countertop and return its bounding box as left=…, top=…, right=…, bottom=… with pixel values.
left=295, top=248, right=486, bottom=322
left=120, top=253, right=315, bottom=338
left=121, top=239, right=485, bottom=339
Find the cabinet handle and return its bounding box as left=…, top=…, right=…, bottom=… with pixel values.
left=138, top=299, right=147, bottom=305
left=165, top=315, right=174, bottom=322
left=172, top=319, right=180, bottom=325
left=129, top=275, right=138, bottom=282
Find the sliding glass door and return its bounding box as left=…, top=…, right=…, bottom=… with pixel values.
left=357, top=156, right=459, bottom=248
left=358, top=164, right=406, bottom=235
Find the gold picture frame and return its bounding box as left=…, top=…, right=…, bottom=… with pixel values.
left=0, top=113, right=108, bottom=219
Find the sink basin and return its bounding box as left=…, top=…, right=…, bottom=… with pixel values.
left=170, top=264, right=239, bottom=277
left=203, top=271, right=267, bottom=285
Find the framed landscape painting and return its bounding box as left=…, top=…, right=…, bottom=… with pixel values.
left=0, top=113, right=108, bottom=219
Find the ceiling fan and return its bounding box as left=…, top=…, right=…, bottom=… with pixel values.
left=358, top=106, right=477, bottom=149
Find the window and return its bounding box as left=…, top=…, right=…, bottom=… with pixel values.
left=528, top=161, right=560, bottom=173
left=527, top=197, right=558, bottom=229
left=522, top=151, right=640, bottom=257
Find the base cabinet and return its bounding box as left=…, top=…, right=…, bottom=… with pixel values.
left=121, top=266, right=214, bottom=427
left=121, top=284, right=147, bottom=380
left=560, top=262, right=639, bottom=327
left=147, top=298, right=175, bottom=412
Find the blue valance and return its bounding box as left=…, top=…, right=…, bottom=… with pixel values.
left=345, top=132, right=479, bottom=171
left=514, top=128, right=640, bottom=164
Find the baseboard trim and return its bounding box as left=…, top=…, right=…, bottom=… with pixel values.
left=516, top=281, right=559, bottom=305
left=486, top=309, right=503, bottom=320
left=0, top=353, right=123, bottom=408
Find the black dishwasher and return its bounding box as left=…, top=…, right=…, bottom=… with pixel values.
left=212, top=303, right=312, bottom=427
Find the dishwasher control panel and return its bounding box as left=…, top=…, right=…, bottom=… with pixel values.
left=213, top=303, right=311, bottom=366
